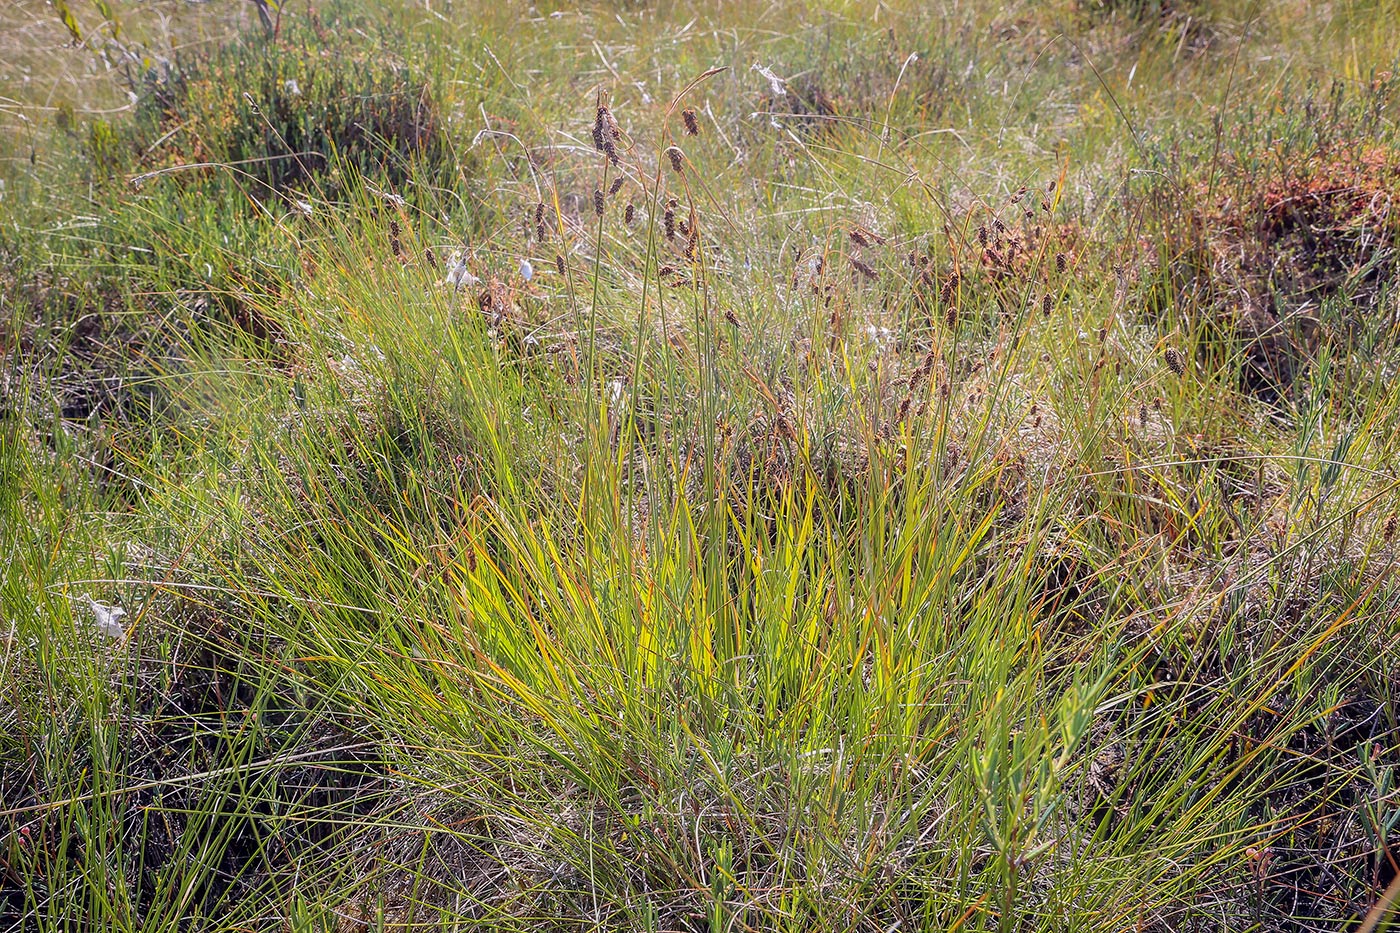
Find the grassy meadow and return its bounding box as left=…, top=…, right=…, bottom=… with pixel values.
left=3, top=0, right=1400, bottom=929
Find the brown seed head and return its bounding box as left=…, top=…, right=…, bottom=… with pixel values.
left=388, top=219, right=402, bottom=259
left=666, top=146, right=684, bottom=173
left=849, top=228, right=871, bottom=249
left=591, top=107, right=608, bottom=151
left=624, top=203, right=636, bottom=226
left=1042, top=294, right=1053, bottom=315
left=977, top=225, right=988, bottom=247
left=850, top=257, right=877, bottom=280
left=555, top=254, right=566, bottom=276
left=1055, top=252, right=1067, bottom=274
left=535, top=202, right=548, bottom=241
left=724, top=308, right=739, bottom=327
left=939, top=272, right=960, bottom=304
left=1164, top=346, right=1186, bottom=377
left=682, top=108, right=699, bottom=136
left=608, top=176, right=625, bottom=196
left=593, top=188, right=605, bottom=217
left=664, top=203, right=676, bottom=240
left=1384, top=512, right=1397, bottom=542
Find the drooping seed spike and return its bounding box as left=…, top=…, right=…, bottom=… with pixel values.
left=850, top=257, right=877, bottom=281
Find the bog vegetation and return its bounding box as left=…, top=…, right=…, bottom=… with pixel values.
left=2, top=0, right=1399, bottom=930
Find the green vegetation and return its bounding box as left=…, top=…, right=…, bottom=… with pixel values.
left=3, top=1, right=1399, bottom=929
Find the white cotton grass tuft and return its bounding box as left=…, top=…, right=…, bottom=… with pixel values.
left=82, top=595, right=127, bottom=640
left=366, top=184, right=405, bottom=208
left=291, top=199, right=314, bottom=217
left=444, top=251, right=480, bottom=289
left=864, top=324, right=894, bottom=353
left=752, top=63, right=788, bottom=97
left=519, top=259, right=534, bottom=282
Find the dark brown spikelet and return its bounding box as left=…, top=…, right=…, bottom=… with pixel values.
left=424, top=247, right=439, bottom=269
left=1384, top=512, right=1397, bottom=542
left=1042, top=294, right=1053, bottom=315
left=535, top=202, right=548, bottom=241
left=664, top=201, right=677, bottom=241
left=939, top=272, right=960, bottom=304
left=944, top=304, right=959, bottom=328
left=593, top=188, right=605, bottom=217
left=849, top=228, right=871, bottom=249
left=850, top=257, right=877, bottom=281
left=624, top=202, right=636, bottom=226
left=595, top=106, right=621, bottom=164
left=591, top=107, right=607, bottom=151
left=977, top=225, right=988, bottom=248
left=388, top=219, right=402, bottom=259
left=682, top=108, right=699, bottom=136
left=724, top=308, right=739, bottom=327
left=1164, top=346, right=1186, bottom=377
left=1139, top=402, right=1149, bottom=430
left=1055, top=252, right=1067, bottom=274
left=685, top=220, right=700, bottom=260
left=666, top=146, right=684, bottom=173
left=555, top=254, right=566, bottom=276
left=608, top=176, right=625, bottom=196
left=994, top=218, right=1007, bottom=235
